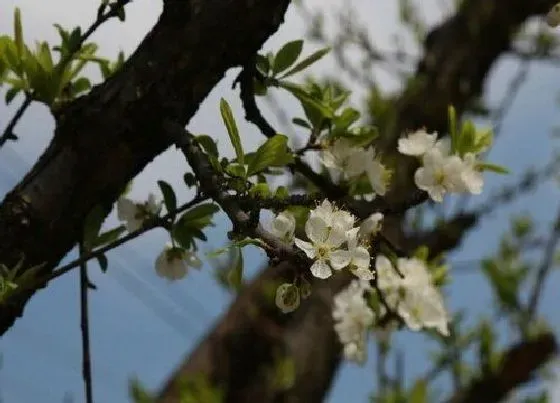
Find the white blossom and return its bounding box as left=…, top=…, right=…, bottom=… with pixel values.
left=321, top=138, right=366, bottom=181
left=414, top=148, right=465, bottom=202
left=117, top=193, right=161, bottom=232
left=270, top=211, right=296, bottom=242
left=295, top=214, right=350, bottom=279
left=375, top=255, right=449, bottom=336
left=346, top=228, right=373, bottom=280
left=275, top=283, right=300, bottom=313
left=359, top=212, right=384, bottom=239
left=458, top=153, right=484, bottom=195
left=363, top=147, right=391, bottom=196
left=398, top=129, right=438, bottom=156
left=332, top=279, right=374, bottom=363
left=155, top=244, right=202, bottom=281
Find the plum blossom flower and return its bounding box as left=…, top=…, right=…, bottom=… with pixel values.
left=270, top=211, right=296, bottom=243
left=345, top=228, right=373, bottom=281
left=375, top=255, right=449, bottom=336
left=414, top=148, right=466, bottom=202
left=155, top=243, right=202, bottom=281
left=359, top=212, right=384, bottom=239
left=117, top=193, right=161, bottom=232
left=332, top=280, right=375, bottom=363
left=398, top=129, right=438, bottom=156
left=321, top=138, right=366, bottom=182
left=363, top=147, right=391, bottom=196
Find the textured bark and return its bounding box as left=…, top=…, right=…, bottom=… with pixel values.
left=156, top=1, right=558, bottom=402
left=0, top=0, right=291, bottom=334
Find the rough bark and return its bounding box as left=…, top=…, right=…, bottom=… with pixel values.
left=0, top=0, right=291, bottom=334
left=156, top=1, right=558, bottom=402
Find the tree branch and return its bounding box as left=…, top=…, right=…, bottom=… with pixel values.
left=0, top=0, right=291, bottom=334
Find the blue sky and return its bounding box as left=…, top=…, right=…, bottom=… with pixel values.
left=1, top=1, right=560, bottom=402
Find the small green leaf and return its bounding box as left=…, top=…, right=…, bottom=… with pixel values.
left=249, top=182, right=270, bottom=197
left=97, top=254, right=109, bottom=273
left=83, top=205, right=107, bottom=250
left=274, top=186, right=289, bottom=199
left=279, top=47, right=330, bottom=78
left=477, top=162, right=509, bottom=174
left=196, top=135, right=219, bottom=157
left=247, top=134, right=294, bottom=176
left=157, top=180, right=177, bottom=215
left=255, top=53, right=270, bottom=76
left=181, top=203, right=220, bottom=224
left=5, top=87, right=20, bottom=104
left=92, top=226, right=125, bottom=249
left=13, top=8, right=24, bottom=58
left=71, top=77, right=91, bottom=95
left=272, top=40, right=303, bottom=76
left=227, top=247, right=244, bottom=291
left=225, top=163, right=247, bottom=179
left=115, top=5, right=126, bottom=21
left=219, top=98, right=244, bottom=166
left=448, top=105, right=458, bottom=151
left=183, top=173, right=196, bottom=187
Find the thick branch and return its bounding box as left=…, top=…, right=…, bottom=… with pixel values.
left=0, top=0, right=291, bottom=334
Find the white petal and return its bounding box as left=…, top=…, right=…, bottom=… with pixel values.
left=397, top=130, right=437, bottom=156
left=351, top=247, right=370, bottom=270
left=185, top=251, right=202, bottom=269
left=117, top=197, right=136, bottom=221
left=294, top=239, right=316, bottom=259
left=330, top=249, right=351, bottom=270
left=310, top=259, right=332, bottom=279
left=305, top=216, right=330, bottom=244
left=352, top=268, right=374, bottom=281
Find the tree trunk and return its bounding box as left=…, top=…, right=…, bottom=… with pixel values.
left=0, top=0, right=291, bottom=334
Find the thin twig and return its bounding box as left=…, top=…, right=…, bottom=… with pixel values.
left=45, top=194, right=207, bottom=284
left=79, top=241, right=93, bottom=403
left=526, top=204, right=560, bottom=319
left=0, top=96, right=32, bottom=147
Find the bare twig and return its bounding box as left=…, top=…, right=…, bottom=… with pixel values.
left=0, top=96, right=32, bottom=147
left=526, top=204, right=560, bottom=319
left=79, top=241, right=93, bottom=403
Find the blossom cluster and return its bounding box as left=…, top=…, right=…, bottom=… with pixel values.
left=116, top=194, right=202, bottom=281
left=332, top=280, right=374, bottom=363
left=321, top=138, right=391, bottom=196
left=398, top=130, right=483, bottom=202
left=291, top=200, right=382, bottom=280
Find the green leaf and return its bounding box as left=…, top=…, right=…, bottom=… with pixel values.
left=97, top=254, right=109, bottom=273
left=448, top=105, right=458, bottom=152
left=183, top=173, right=196, bottom=187
left=225, top=163, right=247, bottom=178
left=248, top=182, right=270, bottom=197
left=247, top=134, right=294, bottom=176
left=13, top=8, right=24, bottom=58
left=278, top=81, right=333, bottom=125
left=272, top=40, right=303, bottom=76
left=219, top=98, right=244, bottom=166
left=196, top=135, right=219, bottom=157
left=157, top=180, right=177, bottom=216
left=477, top=162, right=509, bottom=175
left=255, top=53, right=270, bottom=76
left=71, top=77, right=91, bottom=95
left=116, top=5, right=126, bottom=21
left=83, top=205, right=107, bottom=250
left=180, top=203, right=220, bottom=226
left=227, top=247, right=244, bottom=291
left=279, top=47, right=330, bottom=78
left=408, top=380, right=428, bottom=403
left=5, top=87, right=20, bottom=104
left=92, top=226, right=125, bottom=249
